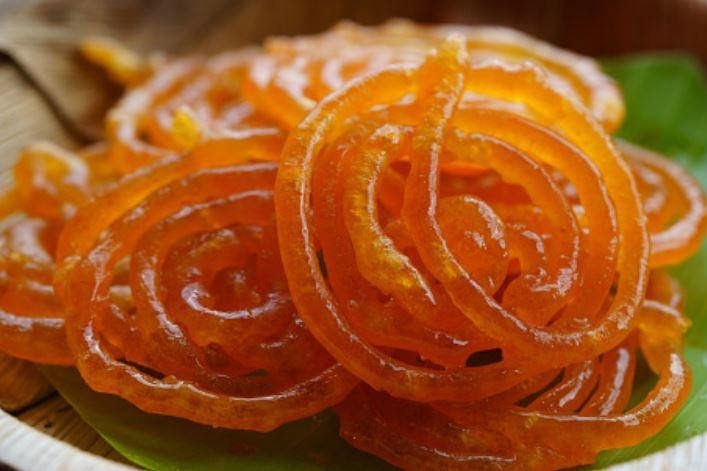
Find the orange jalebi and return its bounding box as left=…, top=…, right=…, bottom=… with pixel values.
left=0, top=142, right=111, bottom=364
left=0, top=19, right=704, bottom=469
left=248, top=20, right=624, bottom=132
left=275, top=37, right=648, bottom=401
left=56, top=140, right=356, bottom=430
left=337, top=269, right=691, bottom=469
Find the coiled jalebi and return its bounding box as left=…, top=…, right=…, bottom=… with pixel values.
left=54, top=137, right=356, bottom=431
left=0, top=19, right=704, bottom=470
left=621, top=140, right=707, bottom=266
left=248, top=20, right=624, bottom=131
left=337, top=269, right=691, bottom=469
left=105, top=49, right=280, bottom=172
left=275, top=36, right=647, bottom=401
left=2, top=18, right=627, bottom=368
left=0, top=142, right=109, bottom=364
left=273, top=31, right=704, bottom=469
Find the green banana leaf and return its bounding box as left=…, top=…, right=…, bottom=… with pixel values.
left=594, top=54, right=707, bottom=467
left=39, top=367, right=391, bottom=471
left=41, top=53, right=707, bottom=470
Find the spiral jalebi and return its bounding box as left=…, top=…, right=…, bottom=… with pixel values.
left=55, top=140, right=356, bottom=430
left=337, top=268, right=691, bottom=469
left=0, top=19, right=704, bottom=469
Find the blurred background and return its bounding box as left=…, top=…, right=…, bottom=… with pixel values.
left=3, top=0, right=707, bottom=57
left=4, top=0, right=706, bottom=58
left=0, top=0, right=705, bottom=142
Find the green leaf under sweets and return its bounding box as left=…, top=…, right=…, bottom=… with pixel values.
left=40, top=54, right=707, bottom=470
left=39, top=366, right=391, bottom=471
left=593, top=54, right=707, bottom=467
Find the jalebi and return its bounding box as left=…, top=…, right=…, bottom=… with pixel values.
left=56, top=140, right=356, bottom=430
left=0, top=19, right=704, bottom=469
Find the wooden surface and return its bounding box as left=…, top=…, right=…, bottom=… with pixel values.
left=0, top=355, right=52, bottom=412
left=0, top=58, right=129, bottom=468
left=0, top=1, right=705, bottom=470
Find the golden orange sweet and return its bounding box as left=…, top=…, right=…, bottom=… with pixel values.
left=0, top=20, right=703, bottom=469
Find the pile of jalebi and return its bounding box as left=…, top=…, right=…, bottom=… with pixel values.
left=0, top=19, right=705, bottom=469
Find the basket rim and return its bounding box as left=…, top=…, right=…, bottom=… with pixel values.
left=0, top=407, right=133, bottom=471
left=1, top=404, right=705, bottom=470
